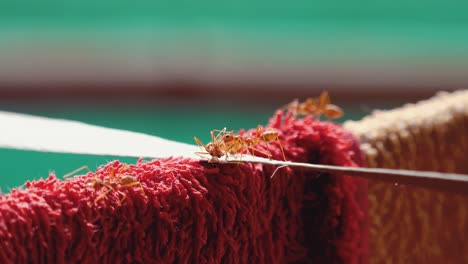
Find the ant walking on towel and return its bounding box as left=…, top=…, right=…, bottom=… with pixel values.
left=63, top=165, right=145, bottom=205
left=284, top=91, right=344, bottom=120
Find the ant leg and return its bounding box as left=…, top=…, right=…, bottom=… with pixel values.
left=196, top=153, right=220, bottom=163
left=196, top=152, right=219, bottom=163
left=117, top=191, right=127, bottom=206
left=63, top=165, right=92, bottom=178
left=109, top=167, right=116, bottom=181
left=276, top=138, right=287, bottom=161
left=113, top=164, right=129, bottom=182
left=238, top=152, right=244, bottom=163
left=193, top=137, right=206, bottom=150
left=212, top=128, right=226, bottom=133
left=247, top=146, right=272, bottom=160
left=195, top=151, right=208, bottom=156
left=221, top=139, right=239, bottom=162
left=223, top=154, right=244, bottom=165
left=255, top=125, right=264, bottom=138
left=210, top=129, right=218, bottom=143
left=212, top=128, right=231, bottom=141
left=224, top=152, right=230, bottom=162
left=243, top=143, right=257, bottom=156
left=94, top=187, right=113, bottom=203
left=229, top=151, right=243, bottom=164
left=263, top=142, right=274, bottom=160
left=136, top=182, right=146, bottom=196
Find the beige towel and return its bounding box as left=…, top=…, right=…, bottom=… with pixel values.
left=345, top=90, right=468, bottom=263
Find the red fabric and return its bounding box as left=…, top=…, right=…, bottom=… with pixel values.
left=0, top=111, right=368, bottom=263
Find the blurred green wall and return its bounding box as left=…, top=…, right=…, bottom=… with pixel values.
left=1, top=1, right=468, bottom=64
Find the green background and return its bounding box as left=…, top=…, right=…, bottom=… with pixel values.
left=1, top=1, right=468, bottom=64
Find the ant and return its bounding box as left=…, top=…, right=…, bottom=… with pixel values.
left=194, top=128, right=230, bottom=163
left=221, top=125, right=287, bottom=161
left=285, top=91, right=343, bottom=119
left=194, top=127, right=290, bottom=179
left=63, top=165, right=145, bottom=205
left=194, top=125, right=287, bottom=163
left=220, top=131, right=260, bottom=158
left=89, top=165, right=145, bottom=205
left=255, top=125, right=287, bottom=161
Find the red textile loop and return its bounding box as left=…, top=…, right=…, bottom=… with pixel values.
left=0, top=111, right=368, bottom=263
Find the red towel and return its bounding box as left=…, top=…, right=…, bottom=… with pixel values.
left=0, top=110, right=368, bottom=263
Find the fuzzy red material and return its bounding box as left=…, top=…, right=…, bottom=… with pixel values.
left=0, top=111, right=368, bottom=263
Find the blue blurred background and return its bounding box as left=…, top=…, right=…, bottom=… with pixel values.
left=1, top=1, right=467, bottom=190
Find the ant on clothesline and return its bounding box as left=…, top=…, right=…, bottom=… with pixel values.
left=194, top=125, right=286, bottom=163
